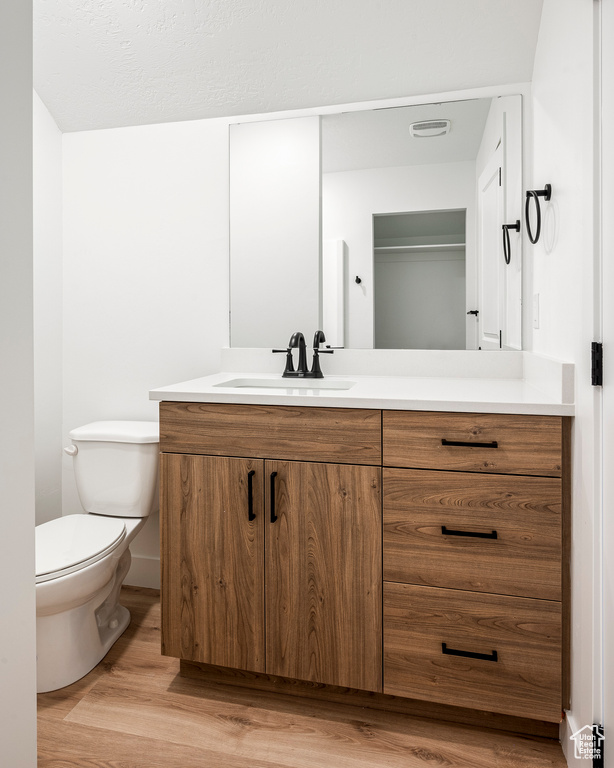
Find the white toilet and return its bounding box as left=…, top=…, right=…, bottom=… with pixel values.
left=35, top=420, right=159, bottom=693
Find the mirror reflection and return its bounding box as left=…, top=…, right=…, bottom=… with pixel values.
left=230, top=95, right=522, bottom=351
left=372, top=209, right=467, bottom=350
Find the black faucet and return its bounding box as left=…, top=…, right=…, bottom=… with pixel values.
left=289, top=331, right=309, bottom=375
left=273, top=330, right=334, bottom=378
left=272, top=331, right=308, bottom=377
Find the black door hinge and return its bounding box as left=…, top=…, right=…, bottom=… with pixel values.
left=571, top=723, right=604, bottom=764
left=592, top=342, right=603, bottom=386
left=593, top=723, right=604, bottom=767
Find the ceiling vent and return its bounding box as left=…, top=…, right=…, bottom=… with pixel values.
left=409, top=119, right=451, bottom=138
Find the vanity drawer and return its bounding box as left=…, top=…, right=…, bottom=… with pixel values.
left=159, top=402, right=382, bottom=464
left=383, top=469, right=562, bottom=600
left=383, top=411, right=563, bottom=476
left=383, top=583, right=562, bottom=722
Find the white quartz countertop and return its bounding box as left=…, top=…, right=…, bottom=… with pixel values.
left=149, top=371, right=574, bottom=416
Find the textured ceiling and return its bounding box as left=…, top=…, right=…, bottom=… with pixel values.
left=34, top=0, right=543, bottom=133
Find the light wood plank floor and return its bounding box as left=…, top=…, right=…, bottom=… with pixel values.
left=37, top=586, right=567, bottom=768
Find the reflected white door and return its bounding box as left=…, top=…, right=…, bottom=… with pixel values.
left=477, top=144, right=504, bottom=349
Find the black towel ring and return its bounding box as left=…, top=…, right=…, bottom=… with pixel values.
left=502, top=221, right=520, bottom=265
left=525, top=184, right=552, bottom=244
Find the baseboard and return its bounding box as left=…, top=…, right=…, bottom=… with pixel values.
left=126, top=554, right=160, bottom=589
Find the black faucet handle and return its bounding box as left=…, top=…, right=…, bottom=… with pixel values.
left=272, top=346, right=296, bottom=376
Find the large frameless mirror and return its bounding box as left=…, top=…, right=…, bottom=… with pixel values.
left=230, top=94, right=522, bottom=350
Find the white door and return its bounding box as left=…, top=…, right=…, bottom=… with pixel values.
left=477, top=144, right=504, bottom=349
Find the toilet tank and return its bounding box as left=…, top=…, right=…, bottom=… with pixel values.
left=67, top=421, right=159, bottom=518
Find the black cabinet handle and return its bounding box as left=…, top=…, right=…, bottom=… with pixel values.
left=441, top=526, right=497, bottom=540
left=441, top=438, right=498, bottom=449
left=270, top=471, right=278, bottom=523
left=442, top=643, right=498, bottom=662
left=247, top=470, right=256, bottom=521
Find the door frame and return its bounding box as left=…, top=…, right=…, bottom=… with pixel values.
left=600, top=1, right=613, bottom=764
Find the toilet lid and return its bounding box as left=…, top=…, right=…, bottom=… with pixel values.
left=36, top=515, right=126, bottom=583
left=68, top=421, right=159, bottom=443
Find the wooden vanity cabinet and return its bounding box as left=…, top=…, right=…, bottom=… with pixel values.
left=160, top=403, right=382, bottom=692
left=160, top=402, right=569, bottom=726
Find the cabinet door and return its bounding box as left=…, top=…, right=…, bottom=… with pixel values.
left=265, top=460, right=382, bottom=691
left=161, top=453, right=265, bottom=672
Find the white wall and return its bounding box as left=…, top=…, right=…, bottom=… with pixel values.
left=530, top=0, right=598, bottom=762
left=0, top=1, right=37, bottom=765
left=374, top=250, right=466, bottom=349
left=323, top=162, right=475, bottom=348
left=62, top=118, right=230, bottom=587
left=34, top=92, right=63, bottom=526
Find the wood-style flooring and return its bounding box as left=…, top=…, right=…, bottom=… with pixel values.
left=37, top=586, right=567, bottom=768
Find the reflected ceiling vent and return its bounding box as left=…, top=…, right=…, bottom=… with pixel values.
left=409, top=119, right=451, bottom=138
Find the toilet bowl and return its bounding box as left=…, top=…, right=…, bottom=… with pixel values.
left=35, top=420, right=159, bottom=693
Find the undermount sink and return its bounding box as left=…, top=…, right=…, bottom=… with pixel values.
left=213, top=377, right=357, bottom=391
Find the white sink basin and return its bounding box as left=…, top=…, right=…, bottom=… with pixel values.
left=213, top=377, right=356, bottom=391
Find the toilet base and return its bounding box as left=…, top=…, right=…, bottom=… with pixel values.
left=37, top=600, right=131, bottom=693
left=36, top=550, right=133, bottom=693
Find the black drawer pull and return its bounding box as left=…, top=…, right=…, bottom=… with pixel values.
left=441, top=438, right=498, bottom=449
left=247, top=470, right=256, bottom=522
left=442, top=643, right=498, bottom=662
left=441, top=526, right=498, bottom=540
left=270, top=471, right=278, bottom=523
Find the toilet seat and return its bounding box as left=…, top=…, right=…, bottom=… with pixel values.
left=36, top=515, right=126, bottom=584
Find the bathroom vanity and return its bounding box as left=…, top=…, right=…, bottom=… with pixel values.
left=153, top=370, right=571, bottom=732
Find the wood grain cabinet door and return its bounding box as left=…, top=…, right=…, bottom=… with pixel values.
left=160, top=453, right=265, bottom=672
left=265, top=460, right=382, bottom=691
